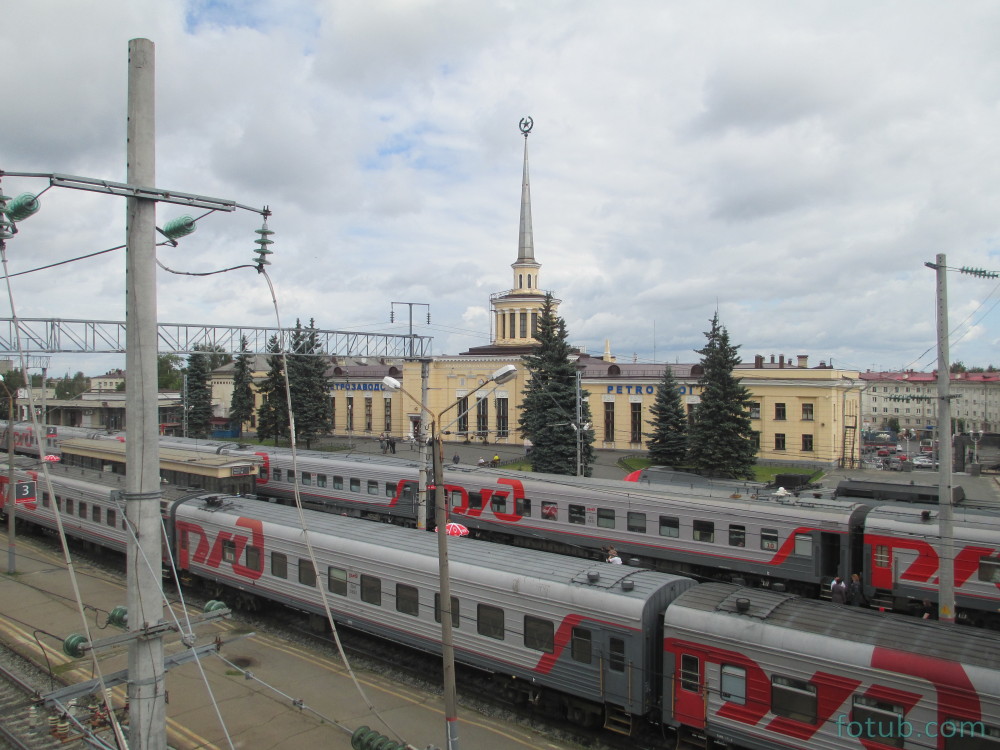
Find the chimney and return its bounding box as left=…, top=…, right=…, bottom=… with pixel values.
left=755, top=355, right=764, bottom=369
left=779, top=355, right=785, bottom=368
left=770, top=354, right=775, bottom=364
left=797, top=355, right=808, bottom=368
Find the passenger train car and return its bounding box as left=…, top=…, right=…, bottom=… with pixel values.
left=2, top=471, right=999, bottom=749
left=5, top=422, right=1000, bottom=627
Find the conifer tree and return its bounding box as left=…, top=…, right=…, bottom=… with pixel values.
left=229, top=336, right=256, bottom=438
left=256, top=335, right=289, bottom=445
left=185, top=348, right=214, bottom=439
left=686, top=313, right=757, bottom=479
left=287, top=319, right=332, bottom=448
left=645, top=365, right=688, bottom=466
left=518, top=295, right=595, bottom=475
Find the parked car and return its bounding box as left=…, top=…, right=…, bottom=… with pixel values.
left=912, top=455, right=937, bottom=469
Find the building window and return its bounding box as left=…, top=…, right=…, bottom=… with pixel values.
left=802, top=403, right=814, bottom=421
left=775, top=403, right=787, bottom=420
left=496, top=397, right=509, bottom=438
left=364, top=399, right=373, bottom=432
left=750, top=402, right=761, bottom=419
left=476, top=397, right=488, bottom=435
left=751, top=431, right=760, bottom=451
left=346, top=397, right=354, bottom=431
left=630, top=402, right=642, bottom=443
left=604, top=402, right=615, bottom=442
left=802, top=434, right=814, bottom=452
left=519, top=312, right=528, bottom=338
left=775, top=433, right=786, bottom=451
left=384, top=399, right=392, bottom=432
left=331, top=396, right=336, bottom=428
left=531, top=311, right=538, bottom=338
left=457, top=396, right=469, bottom=434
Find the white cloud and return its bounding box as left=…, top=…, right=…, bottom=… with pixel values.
left=4, top=0, right=1000, bottom=377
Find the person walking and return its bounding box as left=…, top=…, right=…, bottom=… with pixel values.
left=831, top=576, right=847, bottom=604
left=388, top=436, right=396, bottom=454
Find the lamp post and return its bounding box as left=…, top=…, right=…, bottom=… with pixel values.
left=382, top=364, right=517, bottom=750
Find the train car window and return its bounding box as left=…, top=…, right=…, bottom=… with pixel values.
left=978, top=557, right=1000, bottom=583
left=317, top=474, right=327, bottom=488
left=327, top=567, right=347, bottom=596
left=333, top=476, right=344, bottom=490
left=107, top=509, right=116, bottom=527
left=524, top=615, right=554, bottom=653
left=434, top=594, right=460, bottom=628
left=627, top=512, right=646, bottom=533
left=659, top=516, right=679, bottom=537
left=541, top=501, right=558, bottom=520
left=361, top=575, right=382, bottom=606
left=222, top=540, right=237, bottom=563
left=349, top=478, right=360, bottom=493
left=468, top=492, right=483, bottom=510
left=516, top=497, right=532, bottom=517
left=245, top=546, right=262, bottom=572
left=680, top=654, right=700, bottom=690
left=367, top=480, right=379, bottom=496
left=851, top=695, right=904, bottom=748
left=273, top=468, right=282, bottom=482
left=42, top=492, right=50, bottom=508
left=568, top=504, right=586, bottom=525
left=55, top=495, right=62, bottom=511
left=761, top=528, right=779, bottom=551
left=693, top=520, right=715, bottom=543
left=79, top=501, right=87, bottom=519
left=271, top=552, right=288, bottom=579
left=571, top=628, right=592, bottom=663
left=477, top=604, right=505, bottom=640
left=597, top=508, right=615, bottom=529
left=874, top=545, right=890, bottom=567
left=92, top=505, right=101, bottom=523
left=396, top=584, right=419, bottom=617
left=385, top=483, right=396, bottom=498
left=491, top=494, right=507, bottom=513
left=259, top=467, right=269, bottom=480
left=728, top=525, right=746, bottom=547
left=793, top=534, right=812, bottom=557
left=942, top=719, right=1000, bottom=749
left=771, top=675, right=817, bottom=724
left=301, top=472, right=312, bottom=486
left=298, top=559, right=317, bottom=587
left=720, top=665, right=746, bottom=704
left=609, top=638, right=626, bottom=672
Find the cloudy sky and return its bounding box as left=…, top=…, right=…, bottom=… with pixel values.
left=4, top=1, right=1000, bottom=379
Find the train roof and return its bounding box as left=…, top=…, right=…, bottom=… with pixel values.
left=59, top=438, right=262, bottom=471
left=177, top=494, right=696, bottom=618
left=667, top=582, right=1000, bottom=672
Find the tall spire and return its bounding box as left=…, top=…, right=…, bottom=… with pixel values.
left=517, top=116, right=534, bottom=262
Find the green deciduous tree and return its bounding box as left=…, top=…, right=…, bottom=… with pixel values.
left=55, top=371, right=90, bottom=399
left=645, top=365, right=688, bottom=467
left=256, top=335, right=289, bottom=445
left=518, top=295, right=594, bottom=476
left=229, top=336, right=256, bottom=438
left=157, top=354, right=184, bottom=391
left=287, top=319, right=331, bottom=449
left=686, top=314, right=756, bottom=479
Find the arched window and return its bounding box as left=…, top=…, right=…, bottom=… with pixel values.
left=518, top=273, right=523, bottom=288
left=527, top=274, right=532, bottom=288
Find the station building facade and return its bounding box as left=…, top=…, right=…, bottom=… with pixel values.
left=211, top=123, right=862, bottom=468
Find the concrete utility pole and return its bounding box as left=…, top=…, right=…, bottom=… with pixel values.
left=418, top=358, right=431, bottom=530
left=125, top=38, right=167, bottom=749
left=930, top=253, right=955, bottom=624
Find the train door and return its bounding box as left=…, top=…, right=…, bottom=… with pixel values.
left=672, top=650, right=706, bottom=729
left=820, top=532, right=841, bottom=578
left=601, top=632, right=631, bottom=707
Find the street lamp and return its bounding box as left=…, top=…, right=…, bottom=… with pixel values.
left=381, top=363, right=517, bottom=750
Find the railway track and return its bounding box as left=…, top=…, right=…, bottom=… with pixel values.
left=0, top=657, right=86, bottom=750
